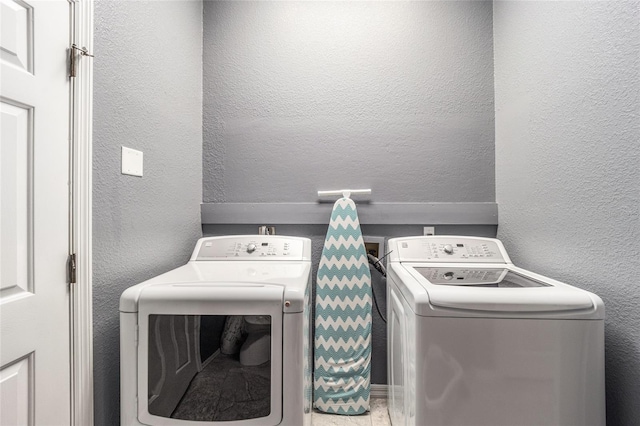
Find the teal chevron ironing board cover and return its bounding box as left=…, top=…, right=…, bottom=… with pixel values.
left=314, top=197, right=372, bottom=415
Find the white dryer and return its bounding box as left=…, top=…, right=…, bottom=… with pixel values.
left=120, top=235, right=312, bottom=426
left=386, top=236, right=605, bottom=426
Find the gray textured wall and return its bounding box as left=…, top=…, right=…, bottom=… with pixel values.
left=203, top=0, right=495, bottom=203
left=92, top=1, right=203, bottom=424
left=494, top=2, right=640, bottom=425
left=202, top=0, right=496, bottom=385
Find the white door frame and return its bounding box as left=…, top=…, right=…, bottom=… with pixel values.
left=70, top=0, right=94, bottom=425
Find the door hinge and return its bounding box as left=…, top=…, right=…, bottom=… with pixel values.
left=67, top=253, right=77, bottom=284
left=69, top=44, right=94, bottom=78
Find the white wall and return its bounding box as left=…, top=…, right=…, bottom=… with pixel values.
left=494, top=2, right=640, bottom=424
left=92, top=1, right=203, bottom=424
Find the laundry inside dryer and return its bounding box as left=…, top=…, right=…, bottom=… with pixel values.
left=146, top=314, right=272, bottom=422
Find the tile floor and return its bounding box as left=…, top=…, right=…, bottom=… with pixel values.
left=312, top=398, right=390, bottom=426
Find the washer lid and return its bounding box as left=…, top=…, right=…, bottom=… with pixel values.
left=407, top=266, right=596, bottom=314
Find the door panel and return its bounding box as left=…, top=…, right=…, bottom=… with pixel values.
left=0, top=100, right=31, bottom=298
left=0, top=0, right=33, bottom=72
left=171, top=315, right=191, bottom=371
left=0, top=354, right=33, bottom=426
left=0, top=0, right=71, bottom=424
left=147, top=315, right=199, bottom=418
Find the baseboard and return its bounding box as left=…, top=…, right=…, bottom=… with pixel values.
left=200, top=349, right=220, bottom=369
left=370, top=384, right=388, bottom=399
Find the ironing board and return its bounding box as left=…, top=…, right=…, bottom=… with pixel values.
left=314, top=197, right=371, bottom=415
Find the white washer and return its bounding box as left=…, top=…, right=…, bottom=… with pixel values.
left=386, top=236, right=605, bottom=426
left=120, top=235, right=312, bottom=426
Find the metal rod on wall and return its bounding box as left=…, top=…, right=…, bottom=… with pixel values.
left=317, top=189, right=372, bottom=199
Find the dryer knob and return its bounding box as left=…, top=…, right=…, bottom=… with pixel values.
left=443, top=244, right=454, bottom=254
left=247, top=243, right=257, bottom=253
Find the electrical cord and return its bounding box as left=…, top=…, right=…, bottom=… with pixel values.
left=367, top=253, right=389, bottom=323
left=367, top=253, right=386, bottom=277
left=371, top=277, right=387, bottom=323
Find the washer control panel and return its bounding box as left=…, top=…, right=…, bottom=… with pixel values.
left=416, top=267, right=507, bottom=284
left=389, top=236, right=508, bottom=263
left=194, top=236, right=306, bottom=260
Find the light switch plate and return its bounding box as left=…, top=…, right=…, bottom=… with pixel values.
left=122, top=146, right=143, bottom=177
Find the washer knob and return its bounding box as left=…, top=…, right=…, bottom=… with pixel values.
left=246, top=243, right=257, bottom=253
left=444, top=272, right=454, bottom=280
left=443, top=244, right=454, bottom=254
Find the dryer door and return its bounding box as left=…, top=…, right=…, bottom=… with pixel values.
left=137, top=283, right=284, bottom=426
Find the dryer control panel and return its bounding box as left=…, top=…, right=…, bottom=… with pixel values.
left=193, top=235, right=310, bottom=261
left=387, top=236, right=509, bottom=263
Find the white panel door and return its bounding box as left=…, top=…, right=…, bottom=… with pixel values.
left=147, top=315, right=199, bottom=418
left=0, top=1, right=71, bottom=425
